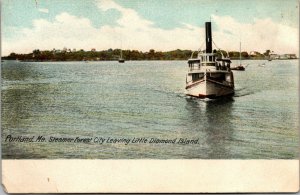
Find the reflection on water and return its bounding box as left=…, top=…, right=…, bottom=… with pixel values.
left=185, top=97, right=234, bottom=158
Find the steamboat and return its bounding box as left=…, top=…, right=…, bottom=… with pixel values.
left=185, top=22, right=234, bottom=98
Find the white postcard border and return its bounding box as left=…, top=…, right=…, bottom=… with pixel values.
left=2, top=159, right=299, bottom=193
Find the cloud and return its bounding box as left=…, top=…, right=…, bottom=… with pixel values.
left=2, top=0, right=298, bottom=56
left=212, top=15, right=298, bottom=54
left=38, top=8, right=49, bottom=13
left=96, top=0, right=154, bottom=29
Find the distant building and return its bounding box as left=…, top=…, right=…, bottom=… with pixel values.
left=52, top=48, right=62, bottom=53
left=91, top=48, right=96, bottom=52
left=281, top=54, right=288, bottom=59
left=72, top=48, right=76, bottom=52
left=270, top=54, right=279, bottom=59
left=286, top=54, right=297, bottom=59
left=270, top=53, right=297, bottom=60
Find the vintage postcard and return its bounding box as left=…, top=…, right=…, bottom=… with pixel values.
left=1, top=0, right=299, bottom=193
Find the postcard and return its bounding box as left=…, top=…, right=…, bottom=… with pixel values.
left=1, top=0, right=299, bottom=193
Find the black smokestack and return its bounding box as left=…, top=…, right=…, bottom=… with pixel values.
left=205, top=22, right=212, bottom=53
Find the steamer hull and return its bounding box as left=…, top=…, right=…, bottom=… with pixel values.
left=186, top=79, right=234, bottom=98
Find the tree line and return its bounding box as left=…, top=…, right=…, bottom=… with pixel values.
left=2, top=48, right=269, bottom=61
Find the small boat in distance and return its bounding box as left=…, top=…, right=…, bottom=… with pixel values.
left=118, top=49, right=125, bottom=63
left=231, top=41, right=245, bottom=71
left=185, top=22, right=234, bottom=99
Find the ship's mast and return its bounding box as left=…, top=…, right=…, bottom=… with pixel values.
left=239, top=41, right=241, bottom=66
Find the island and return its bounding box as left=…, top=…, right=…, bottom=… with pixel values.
left=2, top=48, right=297, bottom=62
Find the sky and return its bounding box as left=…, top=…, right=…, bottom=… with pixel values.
left=1, top=0, right=299, bottom=56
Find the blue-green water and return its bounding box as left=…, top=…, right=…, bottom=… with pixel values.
left=1, top=60, right=299, bottom=159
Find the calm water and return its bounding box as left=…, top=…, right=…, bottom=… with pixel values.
left=1, top=60, right=299, bottom=159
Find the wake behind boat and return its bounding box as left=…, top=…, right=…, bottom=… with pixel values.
left=185, top=22, right=234, bottom=99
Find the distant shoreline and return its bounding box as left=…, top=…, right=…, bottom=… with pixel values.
left=2, top=49, right=297, bottom=62
left=1, top=58, right=298, bottom=63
